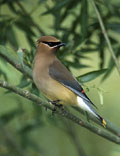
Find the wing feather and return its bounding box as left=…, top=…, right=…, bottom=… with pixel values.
left=49, top=59, right=97, bottom=108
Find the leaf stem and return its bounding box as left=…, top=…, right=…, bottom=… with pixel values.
left=90, top=0, right=120, bottom=74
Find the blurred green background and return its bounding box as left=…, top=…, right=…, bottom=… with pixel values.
left=0, top=0, right=120, bottom=156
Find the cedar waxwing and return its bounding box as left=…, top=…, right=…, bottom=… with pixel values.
left=33, top=36, right=106, bottom=127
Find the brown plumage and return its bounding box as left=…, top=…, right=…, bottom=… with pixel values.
left=32, top=36, right=106, bottom=127
left=33, top=36, right=77, bottom=105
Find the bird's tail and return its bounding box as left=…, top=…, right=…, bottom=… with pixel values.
left=97, top=114, right=106, bottom=128
left=77, top=96, right=106, bottom=128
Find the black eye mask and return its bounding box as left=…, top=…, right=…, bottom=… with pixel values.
left=42, top=41, right=62, bottom=47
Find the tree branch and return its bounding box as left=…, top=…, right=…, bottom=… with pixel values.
left=0, top=80, right=120, bottom=144
left=0, top=46, right=120, bottom=137
left=0, top=122, right=26, bottom=156
left=73, top=107, right=120, bottom=137
left=0, top=46, right=32, bottom=79
left=63, top=120, right=87, bottom=156
left=15, top=1, right=45, bottom=35
left=90, top=0, right=120, bottom=74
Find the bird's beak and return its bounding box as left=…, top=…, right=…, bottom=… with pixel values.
left=54, top=42, right=65, bottom=48
left=58, top=42, right=66, bottom=47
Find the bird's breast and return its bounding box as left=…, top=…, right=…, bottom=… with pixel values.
left=33, top=54, right=77, bottom=106
left=33, top=67, right=77, bottom=106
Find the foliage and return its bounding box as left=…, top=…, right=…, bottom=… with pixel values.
left=0, top=0, right=120, bottom=155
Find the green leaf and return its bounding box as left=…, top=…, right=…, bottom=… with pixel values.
left=77, top=69, right=107, bottom=83
left=102, top=47, right=120, bottom=81
left=80, top=48, right=98, bottom=53
left=42, top=0, right=70, bottom=15
left=17, top=76, right=31, bottom=88
left=8, top=26, right=19, bottom=48
left=64, top=60, right=91, bottom=68
left=8, top=2, right=18, bottom=14
left=17, top=48, right=24, bottom=67
left=18, top=122, right=42, bottom=134
left=0, top=45, right=17, bottom=58
left=60, top=0, right=79, bottom=23
left=107, top=23, right=120, bottom=33
left=0, top=68, right=7, bottom=80
left=97, top=89, right=104, bottom=105
left=0, top=109, right=22, bottom=125
left=98, top=33, right=105, bottom=68
left=80, top=0, right=88, bottom=39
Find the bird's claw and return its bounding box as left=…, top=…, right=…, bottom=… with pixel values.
left=50, top=100, right=64, bottom=115
left=50, top=100, right=61, bottom=105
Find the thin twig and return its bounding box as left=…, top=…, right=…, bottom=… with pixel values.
left=0, top=79, right=120, bottom=144
left=73, top=107, right=120, bottom=137
left=63, top=120, right=87, bottom=156
left=90, top=0, right=120, bottom=74
left=0, top=122, right=26, bottom=156
left=15, top=1, right=45, bottom=35
left=0, top=46, right=32, bottom=79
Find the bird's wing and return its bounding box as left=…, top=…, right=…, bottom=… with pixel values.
left=49, top=59, right=97, bottom=108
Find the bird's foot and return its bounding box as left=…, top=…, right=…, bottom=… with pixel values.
left=50, top=100, right=64, bottom=115
left=50, top=100, right=61, bottom=105
left=52, top=100, right=64, bottom=110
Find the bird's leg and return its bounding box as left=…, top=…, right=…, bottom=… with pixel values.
left=49, top=100, right=59, bottom=115
left=52, top=100, right=64, bottom=110
left=49, top=100, right=64, bottom=115
left=51, top=99, right=61, bottom=106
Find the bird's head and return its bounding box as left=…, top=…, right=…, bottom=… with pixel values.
left=37, top=36, right=65, bottom=54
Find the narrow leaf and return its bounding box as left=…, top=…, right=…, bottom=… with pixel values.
left=17, top=48, right=24, bottom=67
left=97, top=89, right=104, bottom=105
left=80, top=0, right=88, bottom=39
left=107, top=23, right=120, bottom=33
left=77, top=69, right=107, bottom=83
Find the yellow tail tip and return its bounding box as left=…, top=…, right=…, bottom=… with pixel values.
left=102, top=119, right=106, bottom=128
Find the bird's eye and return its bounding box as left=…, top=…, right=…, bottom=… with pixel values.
left=47, top=42, right=53, bottom=46
left=42, top=41, right=61, bottom=47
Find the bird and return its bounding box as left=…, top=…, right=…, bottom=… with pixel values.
left=32, top=36, right=106, bottom=128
